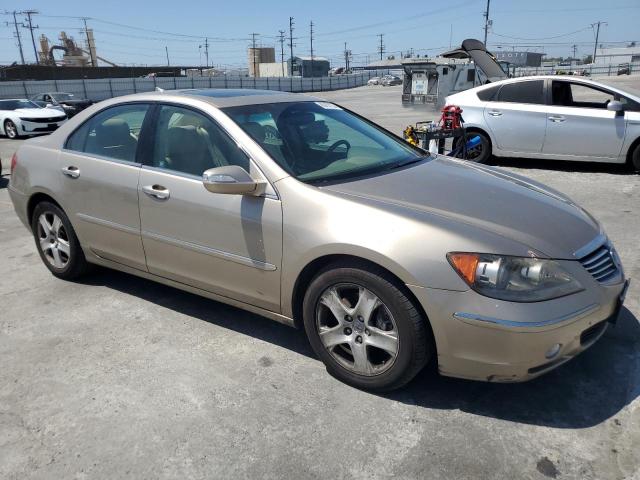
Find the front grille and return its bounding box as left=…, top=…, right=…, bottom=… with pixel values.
left=578, top=244, right=619, bottom=284
left=20, top=116, right=66, bottom=123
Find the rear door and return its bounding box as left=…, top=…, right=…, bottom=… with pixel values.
left=483, top=79, right=548, bottom=154
left=58, top=103, right=151, bottom=270
left=542, top=80, right=626, bottom=160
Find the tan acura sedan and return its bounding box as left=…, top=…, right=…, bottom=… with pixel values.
left=9, top=89, right=628, bottom=391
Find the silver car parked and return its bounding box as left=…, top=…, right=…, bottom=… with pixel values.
left=446, top=76, right=640, bottom=170
left=9, top=89, right=628, bottom=391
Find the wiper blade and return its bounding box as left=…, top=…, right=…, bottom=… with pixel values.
left=387, top=157, right=425, bottom=170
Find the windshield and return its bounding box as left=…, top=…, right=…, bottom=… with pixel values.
left=52, top=93, right=74, bottom=101
left=0, top=99, right=41, bottom=110
left=224, top=101, right=427, bottom=183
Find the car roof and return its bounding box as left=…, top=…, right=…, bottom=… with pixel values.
left=104, top=88, right=323, bottom=108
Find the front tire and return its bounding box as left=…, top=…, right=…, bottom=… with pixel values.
left=31, top=202, right=90, bottom=280
left=302, top=262, right=432, bottom=391
left=4, top=119, right=19, bottom=139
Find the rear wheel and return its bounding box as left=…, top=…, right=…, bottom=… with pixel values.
left=630, top=142, right=640, bottom=173
left=4, top=120, right=19, bottom=139
left=31, top=202, right=90, bottom=280
left=455, top=131, right=491, bottom=163
left=303, top=263, right=432, bottom=391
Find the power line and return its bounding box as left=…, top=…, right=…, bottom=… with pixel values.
left=491, top=26, right=592, bottom=41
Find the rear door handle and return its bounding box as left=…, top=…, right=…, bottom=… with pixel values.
left=61, top=166, right=80, bottom=178
left=549, top=116, right=566, bottom=123
left=142, top=184, right=170, bottom=200
left=488, top=110, right=502, bottom=117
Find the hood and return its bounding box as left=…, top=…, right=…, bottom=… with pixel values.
left=15, top=108, right=66, bottom=118
left=322, top=157, right=599, bottom=259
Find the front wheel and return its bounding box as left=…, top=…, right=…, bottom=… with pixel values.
left=303, top=263, right=432, bottom=391
left=630, top=143, right=640, bottom=173
left=4, top=120, right=19, bottom=139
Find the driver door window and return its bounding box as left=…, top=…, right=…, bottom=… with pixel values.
left=551, top=81, right=615, bottom=109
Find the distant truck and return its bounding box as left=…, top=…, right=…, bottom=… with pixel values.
left=401, top=39, right=507, bottom=107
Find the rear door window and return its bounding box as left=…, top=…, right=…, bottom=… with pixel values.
left=496, top=80, right=545, bottom=104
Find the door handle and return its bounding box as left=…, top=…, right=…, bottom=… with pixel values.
left=488, top=110, right=502, bottom=117
left=549, top=116, right=566, bottom=123
left=142, top=184, right=170, bottom=200
left=61, top=166, right=80, bottom=178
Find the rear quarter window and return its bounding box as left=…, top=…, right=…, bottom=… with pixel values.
left=476, top=85, right=500, bottom=101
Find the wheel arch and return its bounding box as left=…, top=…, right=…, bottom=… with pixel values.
left=625, top=135, right=640, bottom=168
left=27, top=191, right=64, bottom=228
left=290, top=254, right=434, bottom=345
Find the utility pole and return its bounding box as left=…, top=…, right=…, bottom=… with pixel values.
left=82, top=18, right=96, bottom=66
left=377, top=34, right=384, bottom=60
left=288, top=17, right=295, bottom=76
left=8, top=11, right=26, bottom=65
left=309, top=21, right=314, bottom=78
left=344, top=42, right=350, bottom=71
left=591, top=21, right=606, bottom=64
left=278, top=30, right=286, bottom=76
left=449, top=24, right=453, bottom=49
left=572, top=44, right=577, bottom=60
left=204, top=37, right=209, bottom=68
left=22, top=10, right=39, bottom=64
left=165, top=46, right=170, bottom=66
left=483, top=0, right=491, bottom=46
left=250, top=32, right=259, bottom=77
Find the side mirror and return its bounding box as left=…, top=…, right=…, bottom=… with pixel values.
left=202, top=165, right=266, bottom=196
left=607, top=100, right=625, bottom=112
left=46, top=103, right=53, bottom=107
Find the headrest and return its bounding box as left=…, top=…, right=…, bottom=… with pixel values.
left=95, top=118, right=131, bottom=145
left=167, top=126, right=206, bottom=157
left=243, top=122, right=266, bottom=142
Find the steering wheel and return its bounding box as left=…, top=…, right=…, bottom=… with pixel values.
left=323, top=140, right=351, bottom=161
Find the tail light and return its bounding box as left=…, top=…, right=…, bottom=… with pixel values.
left=10, top=152, right=17, bottom=176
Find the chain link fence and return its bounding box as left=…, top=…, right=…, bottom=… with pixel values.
left=0, top=70, right=393, bottom=101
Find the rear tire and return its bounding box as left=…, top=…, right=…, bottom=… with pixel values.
left=302, top=262, right=432, bottom=392
left=31, top=201, right=90, bottom=280
left=4, top=120, right=19, bottom=139
left=455, top=131, right=492, bottom=163
left=630, top=143, right=640, bottom=173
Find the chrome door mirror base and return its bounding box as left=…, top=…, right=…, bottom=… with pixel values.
left=202, top=166, right=266, bottom=196
left=606, top=100, right=625, bottom=112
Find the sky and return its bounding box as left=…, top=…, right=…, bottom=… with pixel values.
left=1, top=0, right=638, bottom=68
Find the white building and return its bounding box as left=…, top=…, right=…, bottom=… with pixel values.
left=595, top=44, right=640, bottom=66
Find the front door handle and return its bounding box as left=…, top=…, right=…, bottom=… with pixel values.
left=549, top=116, right=566, bottom=123
left=488, top=110, right=502, bottom=117
left=142, top=184, right=170, bottom=200
left=61, top=166, right=80, bottom=178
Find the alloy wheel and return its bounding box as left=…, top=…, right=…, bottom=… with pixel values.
left=37, top=212, right=71, bottom=269
left=5, top=121, right=17, bottom=139
left=315, top=283, right=399, bottom=376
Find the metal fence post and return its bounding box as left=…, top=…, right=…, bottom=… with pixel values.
left=209, top=76, right=212, bottom=88
left=173, top=76, right=177, bottom=90
left=133, top=78, right=137, bottom=93
left=608, top=65, right=611, bottom=76
left=240, top=76, right=243, bottom=88
left=153, top=76, right=157, bottom=90
left=278, top=76, right=281, bottom=91
left=109, top=79, right=113, bottom=98
left=23, top=81, right=28, bottom=97
left=82, top=79, right=88, bottom=99
left=224, top=74, right=228, bottom=89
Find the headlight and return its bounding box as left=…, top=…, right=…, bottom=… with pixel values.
left=447, top=253, right=584, bottom=302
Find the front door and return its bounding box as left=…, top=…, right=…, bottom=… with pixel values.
left=138, top=104, right=283, bottom=312
left=543, top=80, right=626, bottom=160
left=58, top=103, right=150, bottom=270
left=483, top=79, right=547, bottom=153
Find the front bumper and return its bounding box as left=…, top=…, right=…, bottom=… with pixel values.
left=20, top=118, right=66, bottom=135
left=409, top=275, right=628, bottom=382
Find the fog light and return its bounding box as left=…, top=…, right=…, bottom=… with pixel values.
left=545, top=343, right=562, bottom=359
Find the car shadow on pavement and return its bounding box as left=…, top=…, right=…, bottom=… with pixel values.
left=84, top=268, right=639, bottom=430
left=0, top=175, right=8, bottom=189
left=386, top=306, right=640, bottom=429
left=487, top=156, right=634, bottom=175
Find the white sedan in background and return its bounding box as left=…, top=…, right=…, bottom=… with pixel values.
left=0, top=99, right=68, bottom=139
left=446, top=76, right=640, bottom=171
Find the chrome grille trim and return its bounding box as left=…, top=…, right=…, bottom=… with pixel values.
left=577, top=242, right=619, bottom=284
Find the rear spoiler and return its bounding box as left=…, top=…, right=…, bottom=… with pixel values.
left=442, top=39, right=507, bottom=82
